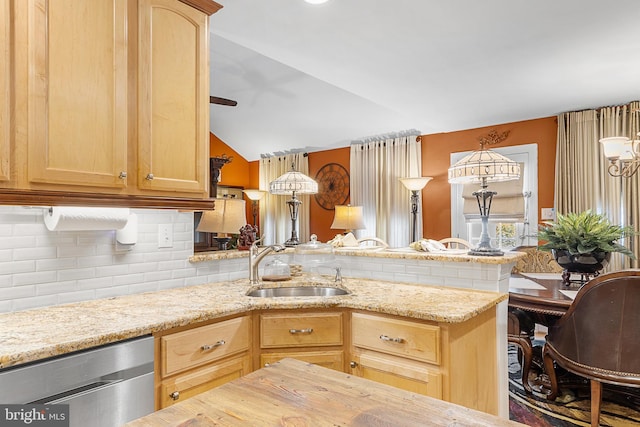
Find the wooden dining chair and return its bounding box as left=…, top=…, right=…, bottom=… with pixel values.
left=511, top=246, right=563, bottom=274
left=542, top=270, right=640, bottom=427
left=438, top=237, right=472, bottom=250
left=508, top=308, right=534, bottom=393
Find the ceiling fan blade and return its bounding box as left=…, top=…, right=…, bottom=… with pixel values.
left=210, top=96, right=238, bottom=107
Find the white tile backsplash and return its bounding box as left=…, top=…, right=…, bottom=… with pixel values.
left=0, top=206, right=515, bottom=313
left=0, top=206, right=220, bottom=313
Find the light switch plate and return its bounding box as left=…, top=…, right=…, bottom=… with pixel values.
left=158, top=224, right=173, bottom=248
left=541, top=208, right=555, bottom=221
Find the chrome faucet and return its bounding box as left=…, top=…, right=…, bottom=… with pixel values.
left=249, top=239, right=285, bottom=284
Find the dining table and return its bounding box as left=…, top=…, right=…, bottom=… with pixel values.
left=508, top=272, right=575, bottom=322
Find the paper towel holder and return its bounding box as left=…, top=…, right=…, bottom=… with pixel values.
left=116, top=213, right=138, bottom=250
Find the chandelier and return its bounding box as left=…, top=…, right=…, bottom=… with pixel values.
left=600, top=133, right=640, bottom=178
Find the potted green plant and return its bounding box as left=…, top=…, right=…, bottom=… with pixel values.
left=537, top=210, right=635, bottom=285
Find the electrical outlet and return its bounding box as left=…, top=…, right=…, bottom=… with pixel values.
left=158, top=224, right=173, bottom=248
left=541, top=208, right=556, bottom=221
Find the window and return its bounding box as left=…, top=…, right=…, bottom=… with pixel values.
left=450, top=144, right=538, bottom=251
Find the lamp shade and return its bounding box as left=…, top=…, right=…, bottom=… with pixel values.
left=331, top=205, right=366, bottom=231
left=600, top=136, right=630, bottom=159
left=196, top=198, right=247, bottom=234
left=243, top=189, right=266, bottom=201
left=448, top=149, right=520, bottom=184
left=400, top=177, right=433, bottom=191
left=269, top=169, right=318, bottom=195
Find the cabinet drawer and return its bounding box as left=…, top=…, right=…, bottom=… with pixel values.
left=260, top=312, right=343, bottom=348
left=352, top=312, right=440, bottom=365
left=161, top=316, right=250, bottom=376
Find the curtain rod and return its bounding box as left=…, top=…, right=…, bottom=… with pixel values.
left=350, top=129, right=422, bottom=144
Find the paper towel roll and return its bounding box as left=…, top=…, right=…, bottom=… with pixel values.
left=44, top=207, right=130, bottom=231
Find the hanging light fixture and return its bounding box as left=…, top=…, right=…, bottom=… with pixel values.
left=448, top=144, right=520, bottom=256
left=399, top=177, right=433, bottom=243
left=269, top=164, right=318, bottom=246
left=600, top=133, right=640, bottom=177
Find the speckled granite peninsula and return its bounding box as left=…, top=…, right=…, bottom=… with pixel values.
left=0, top=275, right=507, bottom=369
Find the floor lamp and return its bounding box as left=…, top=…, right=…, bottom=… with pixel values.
left=400, top=177, right=432, bottom=243
left=269, top=164, right=318, bottom=246
left=243, top=189, right=266, bottom=227
left=448, top=147, right=520, bottom=256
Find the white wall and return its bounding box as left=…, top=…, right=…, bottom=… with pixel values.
left=0, top=206, right=247, bottom=313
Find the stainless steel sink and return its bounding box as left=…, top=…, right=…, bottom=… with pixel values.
left=247, top=286, right=350, bottom=298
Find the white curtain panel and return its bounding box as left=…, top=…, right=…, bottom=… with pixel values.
left=259, top=153, right=311, bottom=246
left=350, top=135, right=422, bottom=248
left=555, top=101, right=640, bottom=270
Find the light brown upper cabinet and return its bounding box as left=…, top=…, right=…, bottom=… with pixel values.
left=0, top=0, right=11, bottom=183
left=23, top=0, right=129, bottom=191
left=137, top=0, right=209, bottom=194
left=9, top=0, right=219, bottom=203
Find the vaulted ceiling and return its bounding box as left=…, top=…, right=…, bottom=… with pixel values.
left=208, top=0, right=640, bottom=161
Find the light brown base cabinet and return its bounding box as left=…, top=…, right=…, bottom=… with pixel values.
left=350, top=309, right=499, bottom=414
left=154, top=315, right=251, bottom=409
left=254, top=309, right=347, bottom=372
left=154, top=306, right=499, bottom=415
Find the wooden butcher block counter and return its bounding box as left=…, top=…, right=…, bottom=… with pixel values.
left=125, top=358, right=523, bottom=427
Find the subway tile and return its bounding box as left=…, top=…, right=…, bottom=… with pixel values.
left=0, top=260, right=35, bottom=275
left=36, top=258, right=78, bottom=271
left=13, top=271, right=57, bottom=286
left=96, top=285, right=131, bottom=299
left=14, top=247, right=57, bottom=261
left=12, top=294, right=59, bottom=312
left=37, top=280, right=78, bottom=296
left=0, top=285, right=36, bottom=300
left=58, top=267, right=95, bottom=282
left=113, top=273, right=145, bottom=286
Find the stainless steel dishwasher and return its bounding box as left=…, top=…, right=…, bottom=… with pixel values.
left=0, top=335, right=154, bottom=427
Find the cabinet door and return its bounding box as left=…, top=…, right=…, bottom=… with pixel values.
left=26, top=0, right=129, bottom=189
left=0, top=0, right=9, bottom=182
left=137, top=0, right=208, bottom=195
left=351, top=350, right=442, bottom=399
left=159, top=353, right=251, bottom=409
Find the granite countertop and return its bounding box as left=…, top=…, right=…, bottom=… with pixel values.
left=0, top=275, right=507, bottom=370
left=190, top=247, right=525, bottom=264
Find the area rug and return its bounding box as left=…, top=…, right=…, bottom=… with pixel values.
left=508, top=345, right=640, bottom=426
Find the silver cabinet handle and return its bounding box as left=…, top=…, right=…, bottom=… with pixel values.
left=379, top=334, right=405, bottom=343
left=169, top=391, right=180, bottom=401
left=119, top=171, right=127, bottom=179
left=349, top=361, right=358, bottom=368
left=289, top=328, right=313, bottom=334
left=145, top=173, right=154, bottom=180
left=201, top=340, right=225, bottom=351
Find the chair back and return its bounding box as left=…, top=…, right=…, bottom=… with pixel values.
left=546, top=270, right=640, bottom=381
left=512, top=246, right=563, bottom=274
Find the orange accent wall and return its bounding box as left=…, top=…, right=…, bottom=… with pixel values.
left=209, top=133, right=253, bottom=221
left=308, top=147, right=351, bottom=242
left=245, top=116, right=557, bottom=244
left=421, top=117, right=557, bottom=240
left=209, top=133, right=251, bottom=189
